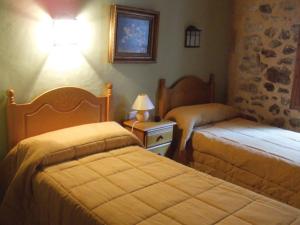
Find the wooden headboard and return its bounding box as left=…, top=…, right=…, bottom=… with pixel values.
left=6, top=84, right=112, bottom=149
left=157, top=75, right=215, bottom=119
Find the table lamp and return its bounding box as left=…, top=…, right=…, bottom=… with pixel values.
left=132, top=94, right=154, bottom=122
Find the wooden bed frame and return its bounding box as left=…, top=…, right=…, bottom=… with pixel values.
left=157, top=74, right=215, bottom=120
left=157, top=75, right=215, bottom=162
left=6, top=84, right=112, bottom=149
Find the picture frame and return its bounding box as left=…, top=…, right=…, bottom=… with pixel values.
left=109, top=5, right=160, bottom=63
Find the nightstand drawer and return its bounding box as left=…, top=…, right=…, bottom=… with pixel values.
left=148, top=143, right=170, bottom=156
left=146, top=127, right=173, bottom=148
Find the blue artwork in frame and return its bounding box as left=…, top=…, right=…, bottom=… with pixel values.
left=117, top=16, right=150, bottom=54
left=109, top=5, right=160, bottom=63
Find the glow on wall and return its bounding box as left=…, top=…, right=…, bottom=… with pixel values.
left=52, top=19, right=80, bottom=46
left=35, top=16, right=93, bottom=72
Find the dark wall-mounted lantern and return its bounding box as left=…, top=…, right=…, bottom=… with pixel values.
left=185, top=26, right=202, bottom=48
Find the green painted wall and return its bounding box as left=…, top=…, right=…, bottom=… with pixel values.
left=0, top=0, right=231, bottom=158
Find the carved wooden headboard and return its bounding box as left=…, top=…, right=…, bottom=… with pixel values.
left=157, top=75, right=215, bottom=119
left=6, top=84, right=112, bottom=149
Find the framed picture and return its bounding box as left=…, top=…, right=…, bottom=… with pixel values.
left=109, top=5, right=160, bottom=63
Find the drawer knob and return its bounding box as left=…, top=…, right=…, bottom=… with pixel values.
left=156, top=135, right=164, bottom=142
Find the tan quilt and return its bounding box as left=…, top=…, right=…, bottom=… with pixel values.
left=1, top=122, right=300, bottom=225
left=191, top=118, right=300, bottom=208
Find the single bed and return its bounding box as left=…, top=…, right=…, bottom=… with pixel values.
left=157, top=75, right=300, bottom=208
left=1, top=84, right=300, bottom=225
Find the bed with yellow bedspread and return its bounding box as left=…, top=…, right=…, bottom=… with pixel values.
left=192, top=118, right=300, bottom=209
left=1, top=122, right=300, bottom=225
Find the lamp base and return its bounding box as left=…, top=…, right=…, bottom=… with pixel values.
left=136, top=110, right=149, bottom=122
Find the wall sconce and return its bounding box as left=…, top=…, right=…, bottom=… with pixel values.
left=53, top=19, right=79, bottom=46
left=185, top=26, right=202, bottom=48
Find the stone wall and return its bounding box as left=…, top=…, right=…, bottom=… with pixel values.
left=228, top=0, right=300, bottom=131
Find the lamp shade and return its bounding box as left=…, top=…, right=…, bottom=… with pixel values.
left=132, top=94, right=154, bottom=111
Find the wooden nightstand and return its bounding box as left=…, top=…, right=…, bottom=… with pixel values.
left=123, top=120, right=176, bottom=156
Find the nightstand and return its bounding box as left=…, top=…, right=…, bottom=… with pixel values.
left=123, top=120, right=176, bottom=156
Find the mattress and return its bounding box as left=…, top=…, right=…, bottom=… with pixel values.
left=1, top=122, right=300, bottom=225
left=191, top=118, right=300, bottom=208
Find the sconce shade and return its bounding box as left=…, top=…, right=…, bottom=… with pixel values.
left=185, top=26, right=202, bottom=48
left=132, top=94, right=154, bottom=111
left=53, top=19, right=79, bottom=46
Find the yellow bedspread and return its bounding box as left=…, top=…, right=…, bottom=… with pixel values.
left=192, top=118, right=300, bottom=208
left=1, top=121, right=300, bottom=225
left=0, top=122, right=142, bottom=225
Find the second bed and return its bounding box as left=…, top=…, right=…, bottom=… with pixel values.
left=158, top=75, right=300, bottom=208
